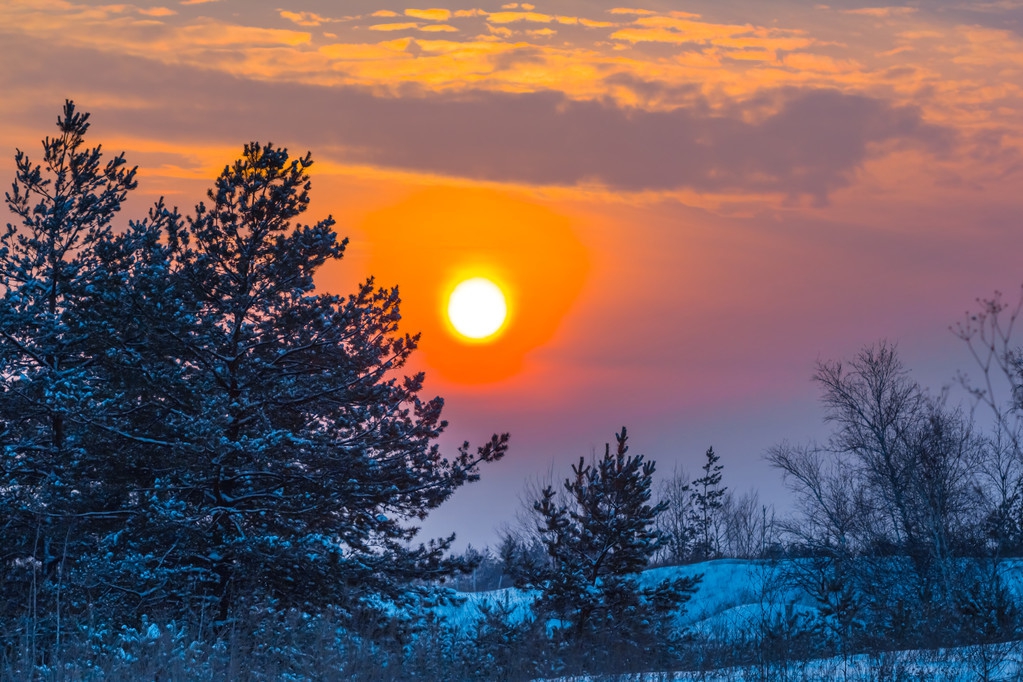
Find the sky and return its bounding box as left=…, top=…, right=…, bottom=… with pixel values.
left=3, top=0, right=1023, bottom=550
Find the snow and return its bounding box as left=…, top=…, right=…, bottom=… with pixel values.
left=537, top=643, right=1023, bottom=681
left=433, top=587, right=537, bottom=634
left=444, top=559, right=805, bottom=635
left=441, top=558, right=1023, bottom=681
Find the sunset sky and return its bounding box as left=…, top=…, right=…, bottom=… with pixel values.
left=3, top=0, right=1023, bottom=548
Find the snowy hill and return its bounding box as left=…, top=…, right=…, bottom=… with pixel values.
left=444, top=559, right=807, bottom=633
left=444, top=558, right=1023, bottom=681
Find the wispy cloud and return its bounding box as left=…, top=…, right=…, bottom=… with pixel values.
left=485, top=11, right=554, bottom=24
left=842, top=7, right=918, bottom=17
left=406, top=8, right=452, bottom=21
left=140, top=7, right=176, bottom=17
left=368, top=22, right=419, bottom=31
left=610, top=14, right=812, bottom=53
left=279, top=10, right=338, bottom=27
left=608, top=8, right=658, bottom=15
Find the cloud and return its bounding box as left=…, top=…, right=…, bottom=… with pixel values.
left=610, top=14, right=814, bottom=53
left=369, top=22, right=420, bottom=31
left=371, top=10, right=399, bottom=17
left=279, top=10, right=333, bottom=27
left=405, top=8, right=451, bottom=21
left=783, top=52, right=861, bottom=73
left=3, top=31, right=950, bottom=204
left=842, top=7, right=917, bottom=17
left=140, top=7, right=176, bottom=17
left=325, top=87, right=950, bottom=203
left=485, top=11, right=554, bottom=24
left=0, top=1, right=924, bottom=108
left=174, top=20, right=311, bottom=48
left=490, top=46, right=546, bottom=71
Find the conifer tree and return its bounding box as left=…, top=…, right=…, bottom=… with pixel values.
left=691, top=446, right=726, bottom=561
left=101, top=142, right=509, bottom=621
left=0, top=101, right=138, bottom=634
left=0, top=104, right=509, bottom=635
left=510, top=428, right=700, bottom=671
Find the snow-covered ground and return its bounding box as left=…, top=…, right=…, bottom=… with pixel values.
left=442, top=559, right=807, bottom=637
left=537, top=643, right=1023, bottom=682
left=443, top=558, right=1023, bottom=681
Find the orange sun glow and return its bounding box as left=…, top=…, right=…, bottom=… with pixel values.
left=362, top=187, right=588, bottom=384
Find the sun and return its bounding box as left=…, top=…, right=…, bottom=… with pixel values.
left=360, top=187, right=587, bottom=382
left=447, top=277, right=508, bottom=341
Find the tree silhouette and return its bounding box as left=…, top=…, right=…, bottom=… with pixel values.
left=509, top=427, right=700, bottom=672
left=691, top=446, right=726, bottom=561
left=0, top=100, right=139, bottom=641
left=0, top=104, right=508, bottom=639
left=105, top=141, right=509, bottom=622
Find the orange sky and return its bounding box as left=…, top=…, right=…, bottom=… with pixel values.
left=3, top=0, right=1023, bottom=547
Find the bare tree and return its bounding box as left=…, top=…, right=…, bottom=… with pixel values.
left=955, top=289, right=1023, bottom=556
left=655, top=466, right=695, bottom=565
left=813, top=343, right=986, bottom=601
left=955, top=289, right=1023, bottom=457
left=814, top=342, right=923, bottom=550
left=767, top=442, right=865, bottom=557
left=720, top=489, right=777, bottom=559
left=769, top=342, right=1007, bottom=650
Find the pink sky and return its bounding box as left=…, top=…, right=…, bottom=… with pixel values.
left=3, top=0, right=1023, bottom=548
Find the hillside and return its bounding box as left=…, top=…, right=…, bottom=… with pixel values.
left=444, top=558, right=1023, bottom=681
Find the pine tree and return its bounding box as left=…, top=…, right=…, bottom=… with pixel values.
left=510, top=427, right=701, bottom=672
left=100, top=141, right=509, bottom=622
left=0, top=104, right=509, bottom=636
left=0, top=101, right=138, bottom=639
left=690, top=446, right=726, bottom=561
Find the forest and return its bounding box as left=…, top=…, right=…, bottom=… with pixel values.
left=2, top=103, right=1023, bottom=681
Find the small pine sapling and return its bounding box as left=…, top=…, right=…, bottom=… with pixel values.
left=511, top=427, right=701, bottom=673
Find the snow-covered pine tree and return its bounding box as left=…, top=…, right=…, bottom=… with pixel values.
left=0, top=101, right=139, bottom=640
left=2, top=104, right=509, bottom=636
left=99, top=141, right=508, bottom=623
left=512, top=427, right=701, bottom=672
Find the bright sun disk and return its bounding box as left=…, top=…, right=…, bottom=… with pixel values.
left=447, top=277, right=507, bottom=340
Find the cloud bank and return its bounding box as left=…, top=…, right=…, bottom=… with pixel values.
left=2, top=34, right=951, bottom=203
